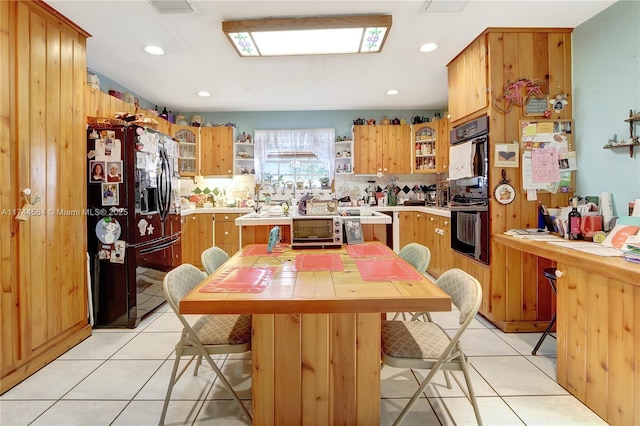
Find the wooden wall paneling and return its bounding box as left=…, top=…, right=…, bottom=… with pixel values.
left=584, top=273, right=609, bottom=420
left=301, top=314, right=330, bottom=426
left=635, top=285, right=640, bottom=426
left=274, top=314, right=301, bottom=424
left=252, top=314, right=275, bottom=425
left=46, top=21, right=62, bottom=339
left=330, top=313, right=356, bottom=424
left=520, top=252, right=539, bottom=321
left=607, top=280, right=634, bottom=425
left=1, top=0, right=90, bottom=392
left=355, top=313, right=380, bottom=424
left=26, top=2, right=49, bottom=352
left=565, top=265, right=587, bottom=401
left=0, top=0, right=20, bottom=372
left=71, top=34, right=87, bottom=330
left=555, top=262, right=567, bottom=386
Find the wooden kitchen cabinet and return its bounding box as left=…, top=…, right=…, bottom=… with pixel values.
left=200, top=126, right=236, bottom=176
left=398, top=211, right=424, bottom=249
left=423, top=213, right=454, bottom=278
left=172, top=124, right=199, bottom=177
left=1, top=0, right=91, bottom=393
left=447, top=35, right=488, bottom=123
left=214, top=213, right=240, bottom=256
left=353, top=125, right=411, bottom=175
left=412, top=119, right=450, bottom=174
left=181, top=214, right=213, bottom=269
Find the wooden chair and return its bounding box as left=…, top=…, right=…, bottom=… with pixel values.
left=381, top=268, right=483, bottom=425
left=160, top=264, right=252, bottom=425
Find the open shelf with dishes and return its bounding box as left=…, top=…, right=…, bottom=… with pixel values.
left=335, top=137, right=354, bottom=174
left=412, top=123, right=438, bottom=172
left=234, top=141, right=255, bottom=175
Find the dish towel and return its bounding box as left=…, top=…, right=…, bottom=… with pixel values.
left=448, top=141, right=474, bottom=180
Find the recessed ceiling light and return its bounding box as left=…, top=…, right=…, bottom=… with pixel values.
left=387, top=89, right=399, bottom=95
left=418, top=42, right=438, bottom=53
left=143, top=45, right=165, bottom=56
left=198, top=91, right=211, bottom=97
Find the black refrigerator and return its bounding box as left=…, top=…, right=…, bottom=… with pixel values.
left=87, top=123, right=181, bottom=328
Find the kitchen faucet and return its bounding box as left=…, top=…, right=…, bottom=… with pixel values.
left=283, top=180, right=296, bottom=199
left=254, top=182, right=276, bottom=213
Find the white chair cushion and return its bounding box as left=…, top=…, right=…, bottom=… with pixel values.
left=381, top=320, right=449, bottom=359
left=191, top=314, right=251, bottom=345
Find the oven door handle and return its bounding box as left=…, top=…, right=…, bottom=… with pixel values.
left=450, top=204, right=489, bottom=212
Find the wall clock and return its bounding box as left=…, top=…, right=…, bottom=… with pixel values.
left=494, top=169, right=516, bottom=205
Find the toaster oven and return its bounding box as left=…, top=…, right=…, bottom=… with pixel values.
left=292, top=216, right=343, bottom=248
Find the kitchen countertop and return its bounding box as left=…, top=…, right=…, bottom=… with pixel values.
left=181, top=204, right=450, bottom=217
left=234, top=209, right=393, bottom=226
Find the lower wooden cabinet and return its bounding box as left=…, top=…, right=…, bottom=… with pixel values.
left=181, top=214, right=213, bottom=269
left=214, top=213, right=240, bottom=256
left=241, top=225, right=292, bottom=246
left=398, top=210, right=452, bottom=279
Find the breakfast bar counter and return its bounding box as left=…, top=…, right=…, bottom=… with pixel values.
left=180, top=242, right=451, bottom=425
left=494, top=234, right=640, bottom=425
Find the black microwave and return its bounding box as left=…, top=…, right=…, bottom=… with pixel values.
left=449, top=116, right=489, bottom=202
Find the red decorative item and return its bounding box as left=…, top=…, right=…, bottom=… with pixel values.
left=355, top=259, right=423, bottom=281
left=293, top=254, right=343, bottom=272
left=346, top=243, right=394, bottom=258
left=199, top=266, right=276, bottom=293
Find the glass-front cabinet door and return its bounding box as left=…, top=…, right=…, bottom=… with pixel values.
left=412, top=123, right=437, bottom=173
left=173, top=126, right=198, bottom=177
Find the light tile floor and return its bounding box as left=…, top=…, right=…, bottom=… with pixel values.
left=1, top=305, right=609, bottom=426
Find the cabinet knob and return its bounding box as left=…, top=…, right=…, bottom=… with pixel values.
left=430, top=217, right=434, bottom=221
left=224, top=231, right=229, bottom=236
left=191, top=216, right=196, bottom=220
left=555, top=270, right=564, bottom=278
left=224, top=215, right=229, bottom=220
left=416, top=214, right=421, bottom=218
left=444, top=220, right=448, bottom=225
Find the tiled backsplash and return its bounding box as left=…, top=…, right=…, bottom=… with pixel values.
left=181, top=173, right=445, bottom=204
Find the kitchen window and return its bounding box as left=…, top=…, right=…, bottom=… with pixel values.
left=254, top=128, right=335, bottom=188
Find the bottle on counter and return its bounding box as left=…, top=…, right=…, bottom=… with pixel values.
left=568, top=197, right=583, bottom=240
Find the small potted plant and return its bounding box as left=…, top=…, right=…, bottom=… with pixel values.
left=320, top=176, right=330, bottom=189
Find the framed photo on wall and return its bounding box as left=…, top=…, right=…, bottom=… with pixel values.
left=344, top=218, right=364, bottom=245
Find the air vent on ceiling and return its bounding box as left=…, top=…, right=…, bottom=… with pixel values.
left=423, top=0, right=468, bottom=13
left=149, top=0, right=194, bottom=14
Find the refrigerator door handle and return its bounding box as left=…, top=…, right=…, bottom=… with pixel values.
left=139, top=235, right=180, bottom=254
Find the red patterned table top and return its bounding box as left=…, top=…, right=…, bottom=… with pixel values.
left=355, top=258, right=423, bottom=281
left=199, top=266, right=277, bottom=293
left=293, top=253, right=344, bottom=272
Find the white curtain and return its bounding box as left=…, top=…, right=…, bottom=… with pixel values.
left=254, top=128, right=336, bottom=184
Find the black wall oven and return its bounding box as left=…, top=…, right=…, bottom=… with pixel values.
left=449, top=116, right=490, bottom=264
left=450, top=205, right=490, bottom=265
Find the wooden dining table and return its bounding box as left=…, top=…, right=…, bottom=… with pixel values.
left=180, top=242, right=451, bottom=425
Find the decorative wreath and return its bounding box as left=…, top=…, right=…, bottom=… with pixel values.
left=493, top=78, right=547, bottom=114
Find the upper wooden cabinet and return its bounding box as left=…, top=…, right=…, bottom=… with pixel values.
left=172, top=124, right=199, bottom=177
left=411, top=119, right=450, bottom=174
left=200, top=126, right=236, bottom=176
left=447, top=36, right=488, bottom=123
left=353, top=124, right=411, bottom=175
